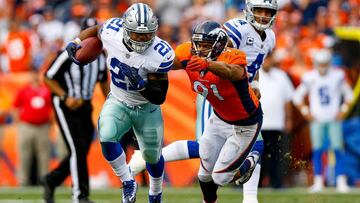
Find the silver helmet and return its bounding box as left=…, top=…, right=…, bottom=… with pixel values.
left=122, top=3, right=158, bottom=53
left=245, top=0, right=278, bottom=31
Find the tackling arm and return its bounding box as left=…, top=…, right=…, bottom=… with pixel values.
left=207, top=61, right=246, bottom=81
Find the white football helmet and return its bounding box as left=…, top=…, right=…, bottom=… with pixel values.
left=123, top=3, right=158, bottom=53
left=245, top=0, right=278, bottom=31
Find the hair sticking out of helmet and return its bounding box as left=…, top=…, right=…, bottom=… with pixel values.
left=122, top=3, right=158, bottom=53
left=80, top=17, right=98, bottom=30
left=245, top=0, right=278, bottom=31
left=191, top=21, right=228, bottom=61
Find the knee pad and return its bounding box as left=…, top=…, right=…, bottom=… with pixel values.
left=142, top=149, right=160, bottom=164
left=98, top=118, right=118, bottom=142
left=212, top=172, right=231, bottom=186
left=198, top=173, right=213, bottom=183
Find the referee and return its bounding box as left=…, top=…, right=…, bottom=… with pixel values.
left=43, top=18, right=109, bottom=203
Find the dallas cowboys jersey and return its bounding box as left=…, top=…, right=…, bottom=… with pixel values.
left=294, top=68, right=353, bottom=122
left=100, top=18, right=174, bottom=106
left=224, top=18, right=276, bottom=82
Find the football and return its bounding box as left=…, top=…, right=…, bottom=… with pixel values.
left=75, top=37, right=103, bottom=64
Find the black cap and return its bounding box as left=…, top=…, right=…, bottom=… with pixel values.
left=80, top=17, right=98, bottom=30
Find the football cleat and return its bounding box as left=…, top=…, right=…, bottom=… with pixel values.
left=148, top=192, right=162, bottom=203
left=122, top=180, right=137, bottom=203
left=235, top=151, right=260, bottom=185
left=336, top=175, right=350, bottom=193
left=129, top=150, right=146, bottom=176
left=42, top=175, right=55, bottom=203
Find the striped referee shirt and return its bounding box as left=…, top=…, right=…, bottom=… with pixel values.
left=45, top=50, right=107, bottom=100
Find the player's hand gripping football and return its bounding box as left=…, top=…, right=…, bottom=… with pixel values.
left=186, top=55, right=209, bottom=71
left=66, top=42, right=82, bottom=65
left=119, top=62, right=146, bottom=91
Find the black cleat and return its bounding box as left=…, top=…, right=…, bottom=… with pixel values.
left=42, top=176, right=55, bottom=203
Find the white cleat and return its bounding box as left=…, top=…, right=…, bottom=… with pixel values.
left=308, top=183, right=323, bottom=193
left=336, top=175, right=350, bottom=193
left=129, top=150, right=146, bottom=176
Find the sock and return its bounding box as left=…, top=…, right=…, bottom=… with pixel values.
left=162, top=140, right=191, bottom=162
left=239, top=140, right=262, bottom=175
left=239, top=159, right=252, bottom=176
left=243, top=164, right=260, bottom=199
left=199, top=180, right=218, bottom=203
left=334, top=149, right=345, bottom=176
left=312, top=149, right=322, bottom=175
left=101, top=142, right=132, bottom=182
left=147, top=155, right=164, bottom=195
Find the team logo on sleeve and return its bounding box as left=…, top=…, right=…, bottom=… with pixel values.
left=246, top=37, right=254, bottom=46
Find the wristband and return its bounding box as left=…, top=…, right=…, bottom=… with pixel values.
left=73, top=37, right=82, bottom=45
left=251, top=81, right=259, bottom=89
left=300, top=106, right=309, bottom=115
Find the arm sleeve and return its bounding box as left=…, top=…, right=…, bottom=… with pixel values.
left=139, top=78, right=168, bottom=105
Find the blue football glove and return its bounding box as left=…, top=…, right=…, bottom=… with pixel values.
left=118, top=61, right=146, bottom=91
left=66, top=42, right=82, bottom=65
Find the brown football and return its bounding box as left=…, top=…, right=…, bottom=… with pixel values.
left=75, top=37, right=103, bottom=64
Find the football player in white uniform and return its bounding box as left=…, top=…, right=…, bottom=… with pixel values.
left=67, top=3, right=174, bottom=203
left=129, top=0, right=278, bottom=202
left=293, top=49, right=352, bottom=193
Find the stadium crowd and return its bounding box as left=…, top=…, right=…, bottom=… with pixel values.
left=0, top=0, right=359, bottom=193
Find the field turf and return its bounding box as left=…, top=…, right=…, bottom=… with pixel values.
left=0, top=186, right=359, bottom=203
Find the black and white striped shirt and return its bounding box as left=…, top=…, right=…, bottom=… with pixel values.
left=45, top=50, right=107, bottom=100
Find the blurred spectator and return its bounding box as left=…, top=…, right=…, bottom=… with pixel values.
left=1, top=18, right=32, bottom=72
left=259, top=54, right=295, bottom=188
left=155, top=0, right=191, bottom=44
left=293, top=49, right=353, bottom=193
left=13, top=70, right=52, bottom=186
left=28, top=14, right=45, bottom=70
left=182, top=0, right=226, bottom=30
left=37, top=6, right=64, bottom=52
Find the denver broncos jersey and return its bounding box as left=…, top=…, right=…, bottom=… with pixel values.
left=223, top=18, right=275, bottom=82
left=175, top=42, right=262, bottom=125
left=99, top=18, right=174, bottom=106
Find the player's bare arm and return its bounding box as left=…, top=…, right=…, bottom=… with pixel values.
left=78, top=25, right=101, bottom=40
left=207, top=61, right=246, bottom=81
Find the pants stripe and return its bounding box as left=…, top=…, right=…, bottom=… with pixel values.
left=53, top=96, right=81, bottom=201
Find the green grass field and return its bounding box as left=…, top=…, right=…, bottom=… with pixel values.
left=0, top=186, right=359, bottom=203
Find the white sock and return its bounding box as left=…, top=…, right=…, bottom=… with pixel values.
left=163, top=140, right=189, bottom=162
left=149, top=173, right=163, bottom=195
left=108, top=152, right=133, bottom=182
left=243, top=164, right=261, bottom=198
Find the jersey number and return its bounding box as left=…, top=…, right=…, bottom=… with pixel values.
left=247, top=53, right=265, bottom=82
left=109, top=58, right=137, bottom=91
left=154, top=40, right=172, bottom=57
left=194, top=81, right=224, bottom=101
left=319, top=86, right=330, bottom=105
left=106, top=18, right=122, bottom=32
